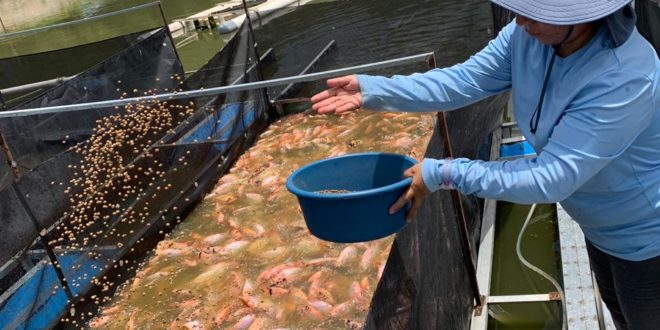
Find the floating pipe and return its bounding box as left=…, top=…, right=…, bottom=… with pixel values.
left=218, top=0, right=301, bottom=33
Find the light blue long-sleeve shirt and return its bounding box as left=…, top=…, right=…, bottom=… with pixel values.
left=357, top=21, right=660, bottom=261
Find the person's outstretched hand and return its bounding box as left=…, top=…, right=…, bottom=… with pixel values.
left=389, top=162, right=430, bottom=223
left=311, top=75, right=363, bottom=114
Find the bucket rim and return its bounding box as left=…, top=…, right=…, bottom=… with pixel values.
left=285, top=152, right=416, bottom=200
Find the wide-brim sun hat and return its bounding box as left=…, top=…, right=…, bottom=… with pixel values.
left=490, top=0, right=631, bottom=25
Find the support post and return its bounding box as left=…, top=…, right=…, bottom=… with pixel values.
left=0, top=128, right=20, bottom=179
left=0, top=90, right=6, bottom=111
left=437, top=113, right=483, bottom=308
left=429, top=53, right=483, bottom=308
left=157, top=2, right=184, bottom=74
left=0, top=14, right=6, bottom=33
left=241, top=0, right=275, bottom=118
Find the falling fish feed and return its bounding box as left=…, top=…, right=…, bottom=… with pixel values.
left=89, top=109, right=434, bottom=329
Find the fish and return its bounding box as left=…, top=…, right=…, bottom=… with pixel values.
left=231, top=315, right=255, bottom=330
left=216, top=211, right=225, bottom=224
left=203, top=233, right=226, bottom=246
left=307, top=300, right=333, bottom=315
left=335, top=246, right=358, bottom=267
left=219, top=240, right=250, bottom=255
left=245, top=193, right=264, bottom=203
left=214, top=305, right=232, bottom=326
left=267, top=286, right=289, bottom=297
left=88, top=315, right=111, bottom=328
left=360, top=245, right=378, bottom=270
left=229, top=271, right=244, bottom=296
left=126, top=311, right=137, bottom=330
left=299, top=304, right=323, bottom=321
left=269, top=267, right=303, bottom=286
left=184, top=320, right=204, bottom=330
left=192, top=263, right=230, bottom=284
left=329, top=301, right=353, bottom=317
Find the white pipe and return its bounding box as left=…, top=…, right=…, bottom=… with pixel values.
left=218, top=0, right=301, bottom=33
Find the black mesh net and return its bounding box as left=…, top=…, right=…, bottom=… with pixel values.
left=0, top=28, right=184, bottom=190
left=636, top=0, right=660, bottom=55
left=0, top=17, right=270, bottom=328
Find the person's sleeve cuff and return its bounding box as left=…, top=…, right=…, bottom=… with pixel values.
left=421, top=158, right=455, bottom=193
left=356, top=74, right=386, bottom=111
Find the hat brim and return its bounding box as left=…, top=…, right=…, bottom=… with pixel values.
left=490, top=0, right=631, bottom=25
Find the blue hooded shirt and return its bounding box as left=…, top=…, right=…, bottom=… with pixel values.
left=357, top=16, right=660, bottom=261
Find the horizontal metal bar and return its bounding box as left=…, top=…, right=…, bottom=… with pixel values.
left=1, top=49, right=274, bottom=96
left=501, top=136, right=526, bottom=144
left=1, top=76, right=75, bottom=96
left=487, top=293, right=560, bottom=304
left=272, top=97, right=310, bottom=105
left=0, top=2, right=160, bottom=39
left=501, top=121, right=518, bottom=128
left=0, top=51, right=434, bottom=118
left=27, top=245, right=119, bottom=255
left=155, top=139, right=232, bottom=148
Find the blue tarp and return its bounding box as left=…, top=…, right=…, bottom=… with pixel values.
left=500, top=140, right=536, bottom=158
left=0, top=253, right=106, bottom=330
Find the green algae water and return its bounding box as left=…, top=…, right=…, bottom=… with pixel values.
left=488, top=203, right=563, bottom=330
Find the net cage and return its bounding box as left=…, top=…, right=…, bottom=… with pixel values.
left=0, top=0, right=657, bottom=329
left=0, top=2, right=180, bottom=188
left=0, top=6, right=272, bottom=327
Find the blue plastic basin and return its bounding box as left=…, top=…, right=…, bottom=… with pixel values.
left=286, top=152, right=416, bottom=243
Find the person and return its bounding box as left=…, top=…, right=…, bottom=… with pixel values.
left=311, top=0, right=660, bottom=329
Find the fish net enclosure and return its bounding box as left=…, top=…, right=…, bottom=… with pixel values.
left=92, top=0, right=505, bottom=329
left=0, top=3, right=179, bottom=189
left=6, top=0, right=656, bottom=329
left=0, top=4, right=271, bottom=326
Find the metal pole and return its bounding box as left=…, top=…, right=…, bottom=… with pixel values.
left=438, top=112, right=483, bottom=307
left=0, top=52, right=434, bottom=118
left=157, top=1, right=185, bottom=72
left=430, top=53, right=483, bottom=308
left=0, top=76, right=74, bottom=98
left=241, top=0, right=273, bottom=116
left=0, top=14, right=6, bottom=34
left=11, top=182, right=76, bottom=303
left=0, top=128, right=20, bottom=179
left=0, top=89, right=6, bottom=111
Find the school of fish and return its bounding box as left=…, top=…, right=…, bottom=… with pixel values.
left=87, top=108, right=435, bottom=329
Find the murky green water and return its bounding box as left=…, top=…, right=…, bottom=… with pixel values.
left=0, top=0, right=225, bottom=31
left=489, top=203, right=562, bottom=329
